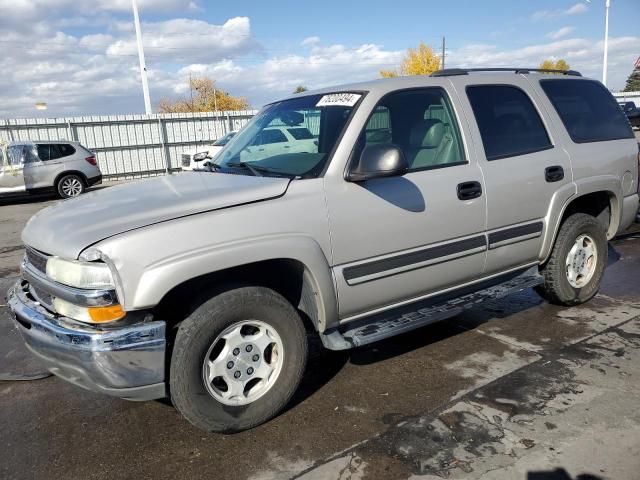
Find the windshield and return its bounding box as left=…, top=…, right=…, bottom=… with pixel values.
left=213, top=131, right=236, bottom=146
left=214, top=92, right=362, bottom=178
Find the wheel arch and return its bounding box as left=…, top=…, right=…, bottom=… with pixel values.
left=132, top=236, right=338, bottom=333
left=541, top=179, right=621, bottom=264
left=54, top=170, right=88, bottom=188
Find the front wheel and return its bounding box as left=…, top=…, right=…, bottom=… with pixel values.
left=170, top=286, right=308, bottom=433
left=536, top=213, right=608, bottom=306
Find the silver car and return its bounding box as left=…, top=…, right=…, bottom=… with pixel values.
left=0, top=140, right=102, bottom=198
left=7, top=68, right=640, bottom=433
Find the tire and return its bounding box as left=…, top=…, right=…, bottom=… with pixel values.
left=170, top=286, right=308, bottom=433
left=57, top=174, right=85, bottom=198
left=536, top=213, right=607, bottom=306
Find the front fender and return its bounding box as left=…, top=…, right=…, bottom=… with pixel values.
left=132, top=234, right=338, bottom=331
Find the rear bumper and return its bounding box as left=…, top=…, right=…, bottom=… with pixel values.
left=87, top=174, right=102, bottom=187
left=7, top=281, right=166, bottom=401
left=621, top=193, right=639, bottom=231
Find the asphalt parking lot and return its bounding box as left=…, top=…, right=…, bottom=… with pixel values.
left=1, top=182, right=640, bottom=480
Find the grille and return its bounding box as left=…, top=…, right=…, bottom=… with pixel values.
left=181, top=154, right=192, bottom=167
left=25, top=247, right=49, bottom=274
left=31, top=285, right=55, bottom=311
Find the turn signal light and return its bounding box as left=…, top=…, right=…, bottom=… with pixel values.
left=88, top=304, right=126, bottom=323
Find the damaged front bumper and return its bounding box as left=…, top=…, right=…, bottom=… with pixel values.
left=7, top=281, right=166, bottom=401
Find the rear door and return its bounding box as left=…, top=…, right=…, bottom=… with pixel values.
left=25, top=143, right=76, bottom=188
left=452, top=76, right=573, bottom=275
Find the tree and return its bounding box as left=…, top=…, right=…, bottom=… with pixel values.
left=380, top=42, right=441, bottom=78
left=158, top=77, right=249, bottom=113
left=623, top=66, right=640, bottom=92
left=539, top=59, right=570, bottom=73
left=293, top=85, right=308, bottom=94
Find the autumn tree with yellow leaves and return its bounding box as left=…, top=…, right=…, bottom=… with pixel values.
left=539, top=59, right=570, bottom=72
left=380, top=42, right=442, bottom=78
left=158, top=77, right=249, bottom=113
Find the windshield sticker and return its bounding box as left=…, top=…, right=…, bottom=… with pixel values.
left=316, top=93, right=362, bottom=107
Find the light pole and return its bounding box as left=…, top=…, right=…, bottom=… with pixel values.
left=602, top=0, right=611, bottom=87
left=587, top=0, right=611, bottom=87
left=132, top=0, right=152, bottom=114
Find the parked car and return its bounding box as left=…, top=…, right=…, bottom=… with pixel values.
left=618, top=101, right=640, bottom=129
left=181, top=131, right=237, bottom=171
left=8, top=69, right=639, bottom=433
left=0, top=140, right=102, bottom=198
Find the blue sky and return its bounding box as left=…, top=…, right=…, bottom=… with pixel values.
left=0, top=0, right=638, bottom=117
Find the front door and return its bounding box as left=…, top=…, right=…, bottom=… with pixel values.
left=0, top=144, right=26, bottom=195
left=325, top=87, right=487, bottom=319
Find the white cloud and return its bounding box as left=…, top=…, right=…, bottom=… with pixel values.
left=301, top=36, right=320, bottom=47
left=447, top=36, right=638, bottom=88
left=532, top=2, right=589, bottom=21
left=547, top=26, right=575, bottom=40
left=565, top=3, right=588, bottom=15
left=105, top=17, right=258, bottom=63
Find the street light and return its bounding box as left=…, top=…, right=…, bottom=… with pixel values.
left=587, top=0, right=611, bottom=87
left=132, top=0, right=152, bottom=114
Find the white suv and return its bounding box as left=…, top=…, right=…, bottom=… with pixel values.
left=181, top=131, right=237, bottom=171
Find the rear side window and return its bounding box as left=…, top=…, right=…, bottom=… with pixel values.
left=37, top=143, right=76, bottom=161
left=57, top=144, right=76, bottom=157
left=540, top=79, right=633, bottom=143
left=466, top=85, right=552, bottom=160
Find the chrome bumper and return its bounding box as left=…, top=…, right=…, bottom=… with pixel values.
left=7, top=282, right=166, bottom=401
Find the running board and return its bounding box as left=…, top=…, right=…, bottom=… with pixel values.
left=321, top=266, right=543, bottom=350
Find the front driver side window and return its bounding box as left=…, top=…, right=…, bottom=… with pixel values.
left=358, top=88, right=466, bottom=172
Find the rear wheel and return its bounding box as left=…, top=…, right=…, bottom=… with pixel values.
left=57, top=174, right=85, bottom=198
left=170, top=286, right=308, bottom=433
left=536, top=213, right=607, bottom=306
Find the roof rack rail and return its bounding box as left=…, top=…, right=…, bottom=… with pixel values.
left=431, top=67, right=582, bottom=77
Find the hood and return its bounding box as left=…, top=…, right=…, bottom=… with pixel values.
left=22, top=173, right=290, bottom=259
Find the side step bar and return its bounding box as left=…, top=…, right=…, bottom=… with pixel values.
left=321, top=266, right=543, bottom=350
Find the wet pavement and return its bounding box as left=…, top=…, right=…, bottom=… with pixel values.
left=1, top=189, right=639, bottom=480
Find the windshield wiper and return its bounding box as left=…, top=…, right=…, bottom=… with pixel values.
left=226, top=161, right=264, bottom=177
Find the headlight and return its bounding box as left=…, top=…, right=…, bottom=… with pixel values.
left=46, top=257, right=115, bottom=290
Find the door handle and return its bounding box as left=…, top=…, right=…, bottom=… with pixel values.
left=457, top=181, right=482, bottom=200
left=545, top=165, right=564, bottom=182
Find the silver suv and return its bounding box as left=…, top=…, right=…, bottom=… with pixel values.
left=8, top=68, right=639, bottom=433
left=0, top=140, right=102, bottom=198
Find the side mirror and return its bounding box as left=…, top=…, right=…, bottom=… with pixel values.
left=347, top=144, right=409, bottom=182
left=193, top=152, right=209, bottom=162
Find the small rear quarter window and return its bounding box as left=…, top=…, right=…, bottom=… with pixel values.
left=540, top=79, right=633, bottom=143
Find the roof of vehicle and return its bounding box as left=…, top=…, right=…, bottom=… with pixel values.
left=7, top=140, right=79, bottom=146
left=279, top=68, right=593, bottom=103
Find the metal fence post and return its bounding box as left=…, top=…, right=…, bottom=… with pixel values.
left=66, top=120, right=77, bottom=141
left=158, top=117, right=170, bottom=174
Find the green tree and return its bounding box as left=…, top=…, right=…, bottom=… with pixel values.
left=380, top=42, right=441, bottom=78
left=158, top=77, right=249, bottom=113
left=539, top=59, right=570, bottom=73
left=293, top=85, right=308, bottom=94
left=623, top=67, right=640, bottom=92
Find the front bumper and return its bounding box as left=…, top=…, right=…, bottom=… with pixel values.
left=7, top=281, right=166, bottom=401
